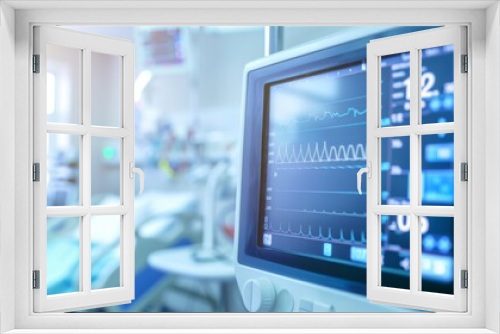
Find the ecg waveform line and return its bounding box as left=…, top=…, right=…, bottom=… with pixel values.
left=275, top=142, right=366, bottom=164
left=295, top=107, right=367, bottom=124
left=274, top=164, right=366, bottom=171
left=270, top=223, right=366, bottom=245
left=275, top=208, right=366, bottom=218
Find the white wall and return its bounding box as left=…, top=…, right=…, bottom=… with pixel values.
left=485, top=2, right=500, bottom=333
left=0, top=1, right=16, bottom=332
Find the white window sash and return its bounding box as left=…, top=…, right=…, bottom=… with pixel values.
left=366, top=26, right=467, bottom=312
left=33, top=25, right=136, bottom=313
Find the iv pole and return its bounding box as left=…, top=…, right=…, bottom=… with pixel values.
left=265, top=26, right=284, bottom=56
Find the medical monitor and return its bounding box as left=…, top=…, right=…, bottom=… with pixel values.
left=236, top=27, right=454, bottom=311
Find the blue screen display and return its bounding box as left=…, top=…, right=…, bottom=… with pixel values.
left=259, top=46, right=454, bottom=294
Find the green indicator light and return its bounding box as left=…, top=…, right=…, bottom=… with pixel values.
left=102, top=146, right=115, bottom=160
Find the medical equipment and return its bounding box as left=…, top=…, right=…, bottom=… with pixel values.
left=235, top=26, right=455, bottom=312
left=194, top=162, right=231, bottom=262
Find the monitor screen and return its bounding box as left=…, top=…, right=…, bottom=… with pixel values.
left=256, top=44, right=454, bottom=294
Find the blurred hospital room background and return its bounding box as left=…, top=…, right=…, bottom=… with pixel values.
left=45, top=26, right=350, bottom=312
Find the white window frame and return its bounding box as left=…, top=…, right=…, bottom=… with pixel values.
left=33, top=25, right=136, bottom=313
left=1, top=2, right=499, bottom=333
left=366, top=26, right=467, bottom=312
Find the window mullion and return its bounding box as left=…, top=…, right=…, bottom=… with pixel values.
left=82, top=47, right=92, bottom=294
left=83, top=47, right=91, bottom=209
left=82, top=214, right=91, bottom=294
left=372, top=205, right=411, bottom=215
left=376, top=55, right=382, bottom=288
left=90, top=127, right=130, bottom=138
left=46, top=123, right=89, bottom=135
left=46, top=206, right=89, bottom=216
left=413, top=123, right=454, bottom=135
left=373, top=125, right=411, bottom=138
left=409, top=48, right=420, bottom=295
left=372, top=205, right=456, bottom=217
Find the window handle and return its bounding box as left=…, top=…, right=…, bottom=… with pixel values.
left=129, top=162, right=145, bottom=195
left=357, top=162, right=371, bottom=195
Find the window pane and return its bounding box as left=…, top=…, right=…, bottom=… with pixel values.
left=92, top=52, right=121, bottom=127
left=46, top=44, right=81, bottom=124
left=91, top=137, right=121, bottom=206
left=47, top=133, right=80, bottom=206
left=381, top=215, right=410, bottom=290
left=91, top=215, right=121, bottom=290
left=381, top=52, right=410, bottom=127
left=381, top=136, right=410, bottom=205
left=421, top=133, right=454, bottom=206
left=421, top=216, right=454, bottom=295
left=421, top=45, right=454, bottom=124
left=47, top=217, right=80, bottom=295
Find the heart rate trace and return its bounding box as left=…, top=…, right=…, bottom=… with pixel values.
left=274, top=142, right=366, bottom=164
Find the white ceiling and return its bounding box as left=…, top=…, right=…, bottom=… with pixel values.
left=3, top=0, right=497, bottom=10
